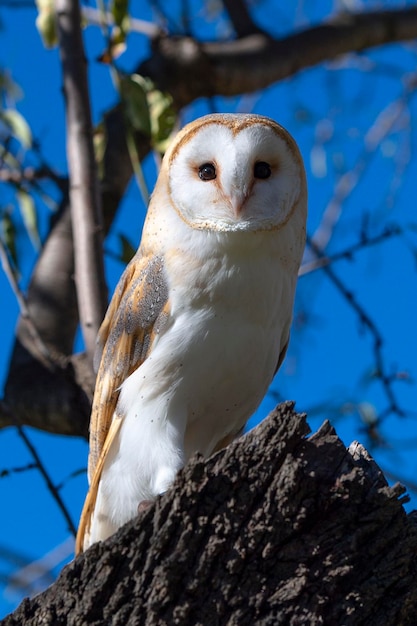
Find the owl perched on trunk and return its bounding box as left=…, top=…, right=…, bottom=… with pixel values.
left=76, top=113, right=307, bottom=553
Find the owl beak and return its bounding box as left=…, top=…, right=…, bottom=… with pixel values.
left=230, top=192, right=248, bottom=217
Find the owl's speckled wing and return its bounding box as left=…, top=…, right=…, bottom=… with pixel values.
left=88, top=252, right=169, bottom=482
left=76, top=252, right=169, bottom=552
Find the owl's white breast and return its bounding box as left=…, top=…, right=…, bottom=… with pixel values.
left=162, top=228, right=294, bottom=458
left=97, top=230, right=295, bottom=534
left=117, top=227, right=292, bottom=460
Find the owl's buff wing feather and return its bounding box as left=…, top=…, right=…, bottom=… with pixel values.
left=75, top=252, right=169, bottom=553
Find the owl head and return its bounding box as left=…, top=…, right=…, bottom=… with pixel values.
left=160, top=113, right=307, bottom=234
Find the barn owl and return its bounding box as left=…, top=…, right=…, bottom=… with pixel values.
left=76, top=113, right=307, bottom=553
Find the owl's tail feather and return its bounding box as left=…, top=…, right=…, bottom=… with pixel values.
left=75, top=416, right=123, bottom=554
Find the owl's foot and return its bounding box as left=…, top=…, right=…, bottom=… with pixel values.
left=137, top=499, right=153, bottom=514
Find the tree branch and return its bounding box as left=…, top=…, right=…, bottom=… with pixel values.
left=299, top=225, right=401, bottom=276
left=3, top=403, right=417, bottom=624
left=2, top=122, right=151, bottom=436
left=80, top=5, right=160, bottom=37
left=140, top=7, right=417, bottom=107
left=56, top=0, right=107, bottom=366
left=3, top=203, right=93, bottom=437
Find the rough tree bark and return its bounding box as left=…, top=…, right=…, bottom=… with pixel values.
left=3, top=403, right=417, bottom=625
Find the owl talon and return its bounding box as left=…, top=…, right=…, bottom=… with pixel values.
left=137, top=500, right=153, bottom=514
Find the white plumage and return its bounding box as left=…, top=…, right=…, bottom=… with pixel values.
left=76, top=113, right=307, bottom=552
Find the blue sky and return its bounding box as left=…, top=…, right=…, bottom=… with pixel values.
left=1, top=0, right=417, bottom=617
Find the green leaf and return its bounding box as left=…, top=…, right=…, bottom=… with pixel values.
left=17, top=190, right=41, bottom=251
left=35, top=0, right=58, bottom=48
left=1, top=213, right=18, bottom=268
left=148, top=88, right=176, bottom=153
left=111, top=0, right=130, bottom=32
left=120, top=73, right=176, bottom=152
left=1, top=110, right=32, bottom=149
left=120, top=75, right=151, bottom=136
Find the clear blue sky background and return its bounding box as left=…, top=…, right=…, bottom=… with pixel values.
left=1, top=0, right=416, bottom=617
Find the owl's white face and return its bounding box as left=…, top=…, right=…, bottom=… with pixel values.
left=166, top=114, right=305, bottom=233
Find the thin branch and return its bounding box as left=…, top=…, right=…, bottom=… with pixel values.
left=0, top=237, right=26, bottom=314
left=307, top=236, right=405, bottom=421
left=55, top=466, right=87, bottom=491
left=148, top=0, right=183, bottom=34
left=56, top=0, right=107, bottom=366
left=0, top=164, right=63, bottom=187
left=311, top=95, right=409, bottom=252
left=222, top=0, right=262, bottom=38
left=0, top=238, right=54, bottom=366
left=16, top=423, right=77, bottom=537
left=299, top=226, right=401, bottom=276
left=81, top=5, right=161, bottom=37
left=0, top=462, right=37, bottom=478
left=0, top=162, right=65, bottom=214
left=5, top=537, right=73, bottom=597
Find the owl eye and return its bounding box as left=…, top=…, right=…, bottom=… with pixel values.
left=254, top=161, right=271, bottom=179
left=198, top=163, right=216, bottom=181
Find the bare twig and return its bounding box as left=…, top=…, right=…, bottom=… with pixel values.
left=5, top=537, right=74, bottom=597
left=0, top=237, right=26, bottom=314
left=55, top=467, right=86, bottom=491
left=307, top=236, right=405, bottom=421
left=299, top=226, right=401, bottom=276
left=222, top=0, right=262, bottom=38
left=0, top=164, right=64, bottom=188
left=16, top=423, right=77, bottom=536
left=56, top=0, right=107, bottom=366
left=0, top=463, right=37, bottom=478
left=311, top=96, right=408, bottom=253
left=0, top=162, right=65, bottom=214
left=81, top=5, right=161, bottom=37
left=0, top=238, right=54, bottom=366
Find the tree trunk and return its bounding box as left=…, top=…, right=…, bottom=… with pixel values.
left=3, top=402, right=417, bottom=625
